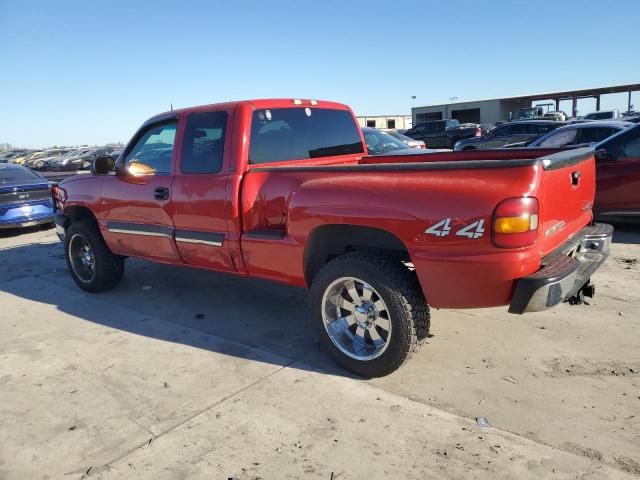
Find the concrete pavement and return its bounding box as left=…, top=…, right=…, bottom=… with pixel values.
left=0, top=225, right=639, bottom=478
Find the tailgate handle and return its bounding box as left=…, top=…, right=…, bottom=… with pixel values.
left=571, top=171, right=581, bottom=186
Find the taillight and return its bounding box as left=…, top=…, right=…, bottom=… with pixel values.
left=475, top=127, right=482, bottom=137
left=492, top=197, right=539, bottom=248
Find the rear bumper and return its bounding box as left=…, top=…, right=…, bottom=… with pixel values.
left=509, top=223, right=613, bottom=314
left=0, top=212, right=54, bottom=229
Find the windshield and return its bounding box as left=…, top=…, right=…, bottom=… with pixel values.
left=363, top=128, right=411, bottom=154
left=0, top=165, right=41, bottom=184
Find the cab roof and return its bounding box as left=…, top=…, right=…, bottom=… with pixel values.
left=151, top=98, right=351, bottom=121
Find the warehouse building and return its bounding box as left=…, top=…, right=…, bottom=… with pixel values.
left=356, top=114, right=412, bottom=130
left=411, top=83, right=640, bottom=126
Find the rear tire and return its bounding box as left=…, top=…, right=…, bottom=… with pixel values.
left=64, top=220, right=124, bottom=292
left=310, top=251, right=430, bottom=378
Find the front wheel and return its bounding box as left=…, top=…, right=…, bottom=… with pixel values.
left=64, top=220, right=125, bottom=292
left=310, top=252, right=430, bottom=377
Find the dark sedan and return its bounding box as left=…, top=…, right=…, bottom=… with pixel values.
left=453, top=120, right=563, bottom=151
left=0, top=163, right=55, bottom=229
left=528, top=121, right=633, bottom=148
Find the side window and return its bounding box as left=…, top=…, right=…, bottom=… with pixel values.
left=181, top=111, right=227, bottom=174
left=125, top=121, right=177, bottom=175
left=492, top=126, right=512, bottom=137
left=510, top=124, right=533, bottom=135
left=538, top=129, right=577, bottom=147
left=577, top=127, right=617, bottom=144
left=602, top=126, right=640, bottom=160
left=538, top=125, right=558, bottom=135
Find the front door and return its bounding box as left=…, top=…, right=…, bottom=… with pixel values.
left=102, top=119, right=181, bottom=261
left=170, top=109, right=235, bottom=272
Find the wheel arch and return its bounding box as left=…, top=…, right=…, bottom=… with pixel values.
left=303, top=224, right=410, bottom=286
left=63, top=205, right=98, bottom=227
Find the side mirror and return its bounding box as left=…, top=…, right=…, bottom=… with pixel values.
left=91, top=155, right=115, bottom=175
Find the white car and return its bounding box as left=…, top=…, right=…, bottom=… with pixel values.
left=381, top=129, right=426, bottom=149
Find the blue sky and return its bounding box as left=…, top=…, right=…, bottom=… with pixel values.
left=1, top=0, right=639, bottom=147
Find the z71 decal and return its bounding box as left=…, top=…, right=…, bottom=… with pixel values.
left=425, top=218, right=485, bottom=239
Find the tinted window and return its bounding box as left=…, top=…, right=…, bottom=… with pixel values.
left=538, top=128, right=578, bottom=147
left=181, top=111, right=227, bottom=173
left=0, top=166, right=40, bottom=184
left=510, top=123, right=537, bottom=135
left=602, top=125, right=640, bottom=160
left=249, top=108, right=363, bottom=164
left=492, top=125, right=512, bottom=137
left=577, top=127, right=618, bottom=144
left=585, top=112, right=613, bottom=120
left=125, top=121, right=177, bottom=175
left=537, top=124, right=559, bottom=134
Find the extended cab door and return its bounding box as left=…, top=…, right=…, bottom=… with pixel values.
left=170, top=109, right=236, bottom=271
left=595, top=125, right=640, bottom=216
left=101, top=118, right=181, bottom=261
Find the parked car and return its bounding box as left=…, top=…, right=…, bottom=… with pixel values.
left=543, top=111, right=568, bottom=121
left=621, top=113, right=640, bottom=124
left=527, top=121, right=633, bottom=148
left=404, top=119, right=480, bottom=149
left=362, top=128, right=426, bottom=155
left=1, top=151, right=26, bottom=163
left=382, top=129, right=426, bottom=149
left=54, top=98, right=612, bottom=377
left=454, top=120, right=563, bottom=151
left=591, top=123, right=640, bottom=219
left=11, top=150, right=46, bottom=165
left=26, top=149, right=71, bottom=169
left=0, top=163, right=55, bottom=229
left=583, top=109, right=620, bottom=121
left=47, top=147, right=118, bottom=171
left=40, top=149, right=89, bottom=171
left=108, top=148, right=124, bottom=162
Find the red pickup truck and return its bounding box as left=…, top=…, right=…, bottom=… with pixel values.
left=54, top=99, right=613, bottom=377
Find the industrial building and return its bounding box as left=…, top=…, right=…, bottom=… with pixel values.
left=411, top=83, right=640, bottom=126
left=356, top=114, right=412, bottom=130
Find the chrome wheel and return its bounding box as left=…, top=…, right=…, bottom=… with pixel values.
left=321, top=277, right=391, bottom=361
left=68, top=233, right=96, bottom=284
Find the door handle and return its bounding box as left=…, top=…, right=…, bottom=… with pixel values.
left=154, top=187, right=170, bottom=200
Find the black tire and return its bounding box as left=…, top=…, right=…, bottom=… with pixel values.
left=64, top=220, right=124, bottom=292
left=462, top=146, right=476, bottom=151
left=309, top=251, right=430, bottom=378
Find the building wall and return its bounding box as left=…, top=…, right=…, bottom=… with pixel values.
left=413, top=99, right=504, bottom=125
left=356, top=115, right=412, bottom=130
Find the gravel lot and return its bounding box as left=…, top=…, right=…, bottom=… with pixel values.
left=1, top=224, right=639, bottom=479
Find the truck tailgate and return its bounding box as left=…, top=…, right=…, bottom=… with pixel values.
left=535, top=148, right=596, bottom=256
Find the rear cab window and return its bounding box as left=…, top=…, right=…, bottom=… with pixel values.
left=249, top=108, right=364, bottom=164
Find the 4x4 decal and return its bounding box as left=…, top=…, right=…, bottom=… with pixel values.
left=425, top=218, right=485, bottom=239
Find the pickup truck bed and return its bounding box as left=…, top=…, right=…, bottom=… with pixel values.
left=53, top=98, right=612, bottom=377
